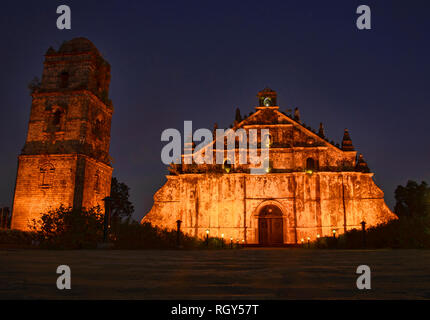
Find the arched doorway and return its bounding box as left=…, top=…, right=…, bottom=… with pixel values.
left=258, top=204, right=284, bottom=245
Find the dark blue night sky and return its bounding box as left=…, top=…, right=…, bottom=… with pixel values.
left=0, top=0, right=429, bottom=221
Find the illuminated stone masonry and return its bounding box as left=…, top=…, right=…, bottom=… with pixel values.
left=144, top=88, right=396, bottom=245
left=11, top=38, right=113, bottom=230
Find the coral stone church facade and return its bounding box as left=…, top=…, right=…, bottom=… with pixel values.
left=143, top=88, right=396, bottom=245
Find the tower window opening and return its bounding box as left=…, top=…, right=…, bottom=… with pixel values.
left=47, top=108, right=64, bottom=132
left=40, top=163, right=55, bottom=188
left=60, top=71, right=69, bottom=88
left=53, top=109, right=62, bottom=126
left=94, top=117, right=104, bottom=138
left=94, top=171, right=101, bottom=193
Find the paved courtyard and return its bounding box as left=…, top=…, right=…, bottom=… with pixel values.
left=0, top=248, right=429, bottom=299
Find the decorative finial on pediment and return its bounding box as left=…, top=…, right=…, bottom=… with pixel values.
left=342, top=128, right=355, bottom=151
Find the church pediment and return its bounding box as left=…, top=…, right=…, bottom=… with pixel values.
left=239, top=108, right=291, bottom=126
left=238, top=107, right=339, bottom=151
left=176, top=88, right=361, bottom=175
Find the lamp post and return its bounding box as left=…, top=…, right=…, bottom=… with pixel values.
left=221, top=233, right=224, bottom=248
left=4, top=207, right=10, bottom=229
left=301, top=238, right=304, bottom=247
left=360, top=221, right=366, bottom=248
left=307, top=236, right=310, bottom=248
left=176, top=220, right=182, bottom=248
left=0, top=208, right=3, bottom=229
left=230, top=237, right=233, bottom=249
left=102, top=197, right=113, bottom=243
left=0, top=207, right=8, bottom=229
left=332, top=229, right=336, bottom=239
left=316, top=234, right=320, bottom=248
left=205, top=229, right=210, bottom=247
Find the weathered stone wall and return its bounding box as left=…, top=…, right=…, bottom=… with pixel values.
left=81, top=157, right=113, bottom=210
left=11, top=38, right=113, bottom=230
left=143, top=172, right=396, bottom=244
left=11, top=155, right=78, bottom=230
left=24, top=91, right=112, bottom=165
left=41, top=38, right=111, bottom=103
left=11, top=154, right=113, bottom=230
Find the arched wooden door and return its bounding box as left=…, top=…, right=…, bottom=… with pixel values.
left=258, top=204, right=284, bottom=245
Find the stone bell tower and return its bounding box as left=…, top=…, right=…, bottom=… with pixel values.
left=11, top=38, right=114, bottom=230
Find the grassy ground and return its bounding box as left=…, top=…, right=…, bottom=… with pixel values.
left=0, top=248, right=429, bottom=299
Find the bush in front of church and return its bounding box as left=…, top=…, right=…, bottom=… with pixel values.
left=27, top=204, right=215, bottom=249
left=347, top=216, right=430, bottom=249
left=110, top=220, right=204, bottom=249
left=30, top=205, right=105, bottom=249
left=0, top=229, right=37, bottom=247
left=313, top=216, right=430, bottom=249
left=110, top=221, right=234, bottom=249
